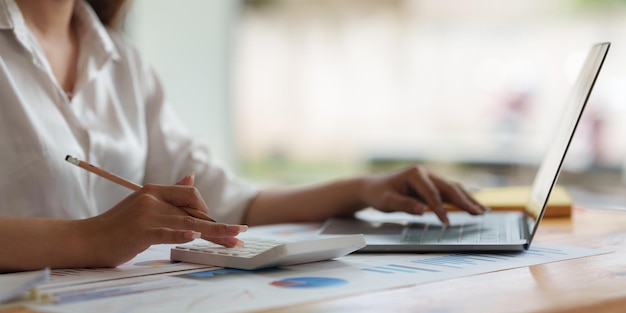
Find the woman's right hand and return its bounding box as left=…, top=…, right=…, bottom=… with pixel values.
left=79, top=183, right=247, bottom=268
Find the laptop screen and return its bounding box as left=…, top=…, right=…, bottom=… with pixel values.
left=526, top=42, right=610, bottom=244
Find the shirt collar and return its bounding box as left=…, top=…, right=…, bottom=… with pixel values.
left=0, top=0, right=120, bottom=62
left=0, top=0, right=13, bottom=29
left=74, top=0, right=121, bottom=62
left=0, top=0, right=40, bottom=66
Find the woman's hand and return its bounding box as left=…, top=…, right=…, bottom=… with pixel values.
left=245, top=164, right=488, bottom=226
left=360, top=165, right=489, bottom=225
left=174, top=172, right=249, bottom=247
left=79, top=180, right=246, bottom=268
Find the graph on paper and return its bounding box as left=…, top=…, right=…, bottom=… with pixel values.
left=357, top=245, right=577, bottom=276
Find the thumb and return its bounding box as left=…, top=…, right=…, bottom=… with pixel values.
left=176, top=172, right=196, bottom=186
left=174, top=172, right=213, bottom=218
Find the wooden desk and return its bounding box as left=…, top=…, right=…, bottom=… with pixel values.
left=270, top=208, right=626, bottom=313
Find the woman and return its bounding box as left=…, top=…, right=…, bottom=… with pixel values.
left=0, top=0, right=486, bottom=271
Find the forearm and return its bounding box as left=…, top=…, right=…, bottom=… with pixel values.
left=243, top=177, right=368, bottom=226
left=0, top=217, right=88, bottom=272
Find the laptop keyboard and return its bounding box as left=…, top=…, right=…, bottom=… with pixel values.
left=403, top=215, right=511, bottom=243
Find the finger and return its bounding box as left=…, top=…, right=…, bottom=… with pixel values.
left=163, top=214, right=248, bottom=237
left=203, top=237, right=245, bottom=248
left=404, top=167, right=448, bottom=225
left=377, top=191, right=426, bottom=215
left=448, top=183, right=484, bottom=214
left=431, top=176, right=485, bottom=214
left=147, top=228, right=200, bottom=245
left=176, top=172, right=196, bottom=186
left=175, top=174, right=218, bottom=222
left=180, top=207, right=216, bottom=222
left=455, top=184, right=491, bottom=212
left=144, top=184, right=210, bottom=214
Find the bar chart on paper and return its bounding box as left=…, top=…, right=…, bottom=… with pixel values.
left=351, top=245, right=596, bottom=281
left=362, top=253, right=524, bottom=274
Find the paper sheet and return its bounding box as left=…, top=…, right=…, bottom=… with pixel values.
left=43, top=244, right=218, bottom=289
left=0, top=268, right=49, bottom=303
left=31, top=223, right=609, bottom=313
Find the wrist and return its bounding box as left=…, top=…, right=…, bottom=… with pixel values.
left=68, top=217, right=99, bottom=267
left=336, top=176, right=369, bottom=216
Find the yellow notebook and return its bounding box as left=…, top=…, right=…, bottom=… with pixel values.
left=447, top=185, right=573, bottom=218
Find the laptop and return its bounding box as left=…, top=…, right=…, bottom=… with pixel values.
left=320, top=42, right=611, bottom=252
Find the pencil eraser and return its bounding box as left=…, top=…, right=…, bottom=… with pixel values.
left=65, top=155, right=79, bottom=165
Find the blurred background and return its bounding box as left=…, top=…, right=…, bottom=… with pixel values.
left=125, top=0, right=626, bottom=210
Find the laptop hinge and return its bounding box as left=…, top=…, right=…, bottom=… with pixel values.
left=519, top=215, right=531, bottom=242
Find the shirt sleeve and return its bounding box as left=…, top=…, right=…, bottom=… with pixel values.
left=136, top=51, right=258, bottom=224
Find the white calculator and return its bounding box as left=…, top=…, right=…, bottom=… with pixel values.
left=170, top=234, right=366, bottom=270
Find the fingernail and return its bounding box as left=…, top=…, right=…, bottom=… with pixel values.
left=184, top=171, right=196, bottom=180
left=227, top=224, right=248, bottom=236
left=235, top=239, right=245, bottom=248
left=228, top=224, right=248, bottom=234
left=184, top=230, right=201, bottom=240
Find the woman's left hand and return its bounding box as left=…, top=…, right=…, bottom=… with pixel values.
left=359, top=165, right=489, bottom=225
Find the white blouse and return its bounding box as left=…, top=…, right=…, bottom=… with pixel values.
left=0, top=0, right=257, bottom=223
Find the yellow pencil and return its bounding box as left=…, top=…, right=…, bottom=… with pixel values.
left=65, top=155, right=216, bottom=222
